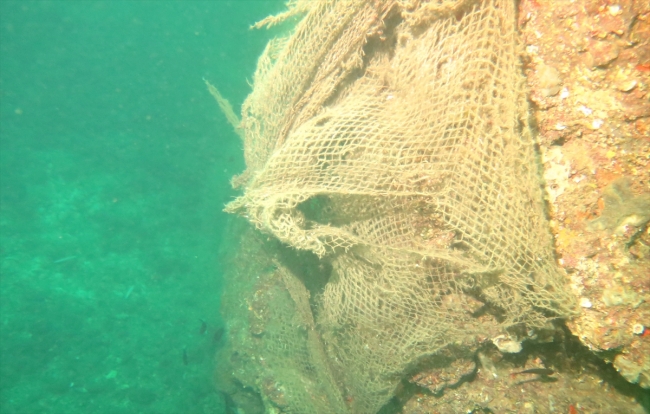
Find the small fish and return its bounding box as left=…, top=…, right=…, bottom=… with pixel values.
left=221, top=391, right=238, bottom=414
left=53, top=255, right=77, bottom=264
left=182, top=347, right=188, bottom=366
left=213, top=327, right=225, bottom=344
left=636, top=64, right=650, bottom=72
left=124, top=285, right=135, bottom=299
left=199, top=319, right=207, bottom=335
left=510, top=368, right=554, bottom=378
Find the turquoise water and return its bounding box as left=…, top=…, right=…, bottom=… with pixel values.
left=0, top=1, right=282, bottom=413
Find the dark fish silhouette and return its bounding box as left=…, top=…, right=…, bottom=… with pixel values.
left=213, top=327, right=225, bottom=344
left=511, top=368, right=554, bottom=377
left=182, top=347, right=188, bottom=366
left=510, top=367, right=556, bottom=385
left=221, top=391, right=238, bottom=414
left=199, top=319, right=207, bottom=335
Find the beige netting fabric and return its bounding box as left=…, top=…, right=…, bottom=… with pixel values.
left=220, top=0, right=576, bottom=412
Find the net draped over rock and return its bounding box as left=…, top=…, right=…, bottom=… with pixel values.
left=221, top=0, right=576, bottom=412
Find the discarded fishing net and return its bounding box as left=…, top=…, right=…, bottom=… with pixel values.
left=215, top=0, right=576, bottom=412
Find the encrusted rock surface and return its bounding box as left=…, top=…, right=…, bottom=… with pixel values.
left=521, top=0, right=650, bottom=391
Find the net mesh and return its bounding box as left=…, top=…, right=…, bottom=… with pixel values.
left=219, top=0, right=576, bottom=412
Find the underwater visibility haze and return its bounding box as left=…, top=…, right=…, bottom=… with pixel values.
left=3, top=1, right=650, bottom=413
left=0, top=1, right=283, bottom=413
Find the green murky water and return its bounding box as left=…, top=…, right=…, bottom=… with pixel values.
left=0, top=1, right=282, bottom=412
